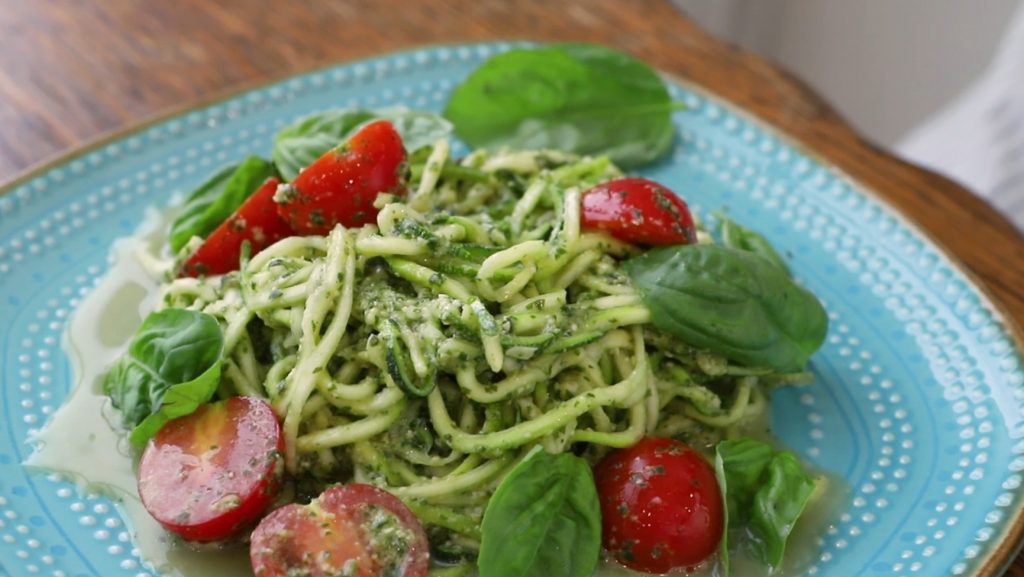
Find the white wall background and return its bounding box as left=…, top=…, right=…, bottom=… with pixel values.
left=673, top=0, right=1022, bottom=147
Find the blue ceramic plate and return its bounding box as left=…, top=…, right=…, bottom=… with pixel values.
left=1, top=43, right=1023, bottom=577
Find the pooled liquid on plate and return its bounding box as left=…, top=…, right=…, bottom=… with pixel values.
left=24, top=213, right=848, bottom=577
left=24, top=212, right=253, bottom=577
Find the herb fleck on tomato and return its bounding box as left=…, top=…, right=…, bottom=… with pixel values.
left=594, top=437, right=724, bottom=573
left=275, top=119, right=408, bottom=235
left=137, top=396, right=284, bottom=542
left=580, top=177, right=697, bottom=246
left=250, top=483, right=428, bottom=577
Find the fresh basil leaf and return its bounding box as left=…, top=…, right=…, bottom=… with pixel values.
left=714, top=451, right=731, bottom=575
left=168, top=156, right=277, bottom=253
left=272, top=110, right=375, bottom=181
left=624, top=244, right=828, bottom=372
left=444, top=43, right=679, bottom=169
left=716, top=438, right=775, bottom=525
left=272, top=107, right=453, bottom=181
left=749, top=451, right=816, bottom=566
left=715, top=439, right=816, bottom=573
left=382, top=108, right=456, bottom=153
left=478, top=447, right=601, bottom=577
left=714, top=438, right=774, bottom=576
left=102, top=309, right=224, bottom=445
left=719, top=216, right=790, bottom=274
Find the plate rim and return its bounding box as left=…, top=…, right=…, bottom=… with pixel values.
left=1, top=40, right=1023, bottom=577
left=671, top=76, right=1024, bottom=577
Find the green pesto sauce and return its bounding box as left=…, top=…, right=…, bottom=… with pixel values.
left=363, top=504, right=415, bottom=576
left=25, top=208, right=849, bottom=577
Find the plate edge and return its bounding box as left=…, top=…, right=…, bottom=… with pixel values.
left=1, top=39, right=1022, bottom=577
left=668, top=75, right=1024, bottom=577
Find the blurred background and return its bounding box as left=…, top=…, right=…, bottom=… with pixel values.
left=1, top=0, right=1022, bottom=231
left=675, top=0, right=1017, bottom=146
left=675, top=0, right=1024, bottom=231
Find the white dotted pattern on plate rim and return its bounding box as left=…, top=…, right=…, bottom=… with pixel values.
left=0, top=480, right=144, bottom=577
left=0, top=42, right=1021, bottom=577
left=670, top=86, right=1024, bottom=575
left=0, top=42, right=527, bottom=577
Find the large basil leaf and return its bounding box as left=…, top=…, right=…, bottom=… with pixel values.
left=719, top=216, right=790, bottom=274
left=444, top=43, right=679, bottom=169
left=272, top=107, right=452, bottom=181
left=102, top=309, right=224, bottom=445
left=624, top=244, right=828, bottom=372
left=478, top=447, right=601, bottom=577
left=168, top=156, right=277, bottom=253
left=715, top=439, right=816, bottom=573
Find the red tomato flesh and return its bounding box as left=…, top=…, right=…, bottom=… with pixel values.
left=137, top=396, right=284, bottom=542
left=250, top=483, right=429, bottom=577
left=180, top=177, right=293, bottom=277
left=277, top=119, right=408, bottom=235
left=580, top=177, right=697, bottom=246
left=594, top=437, right=724, bottom=573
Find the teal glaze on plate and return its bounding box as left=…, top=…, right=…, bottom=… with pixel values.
left=1, top=42, right=1023, bottom=577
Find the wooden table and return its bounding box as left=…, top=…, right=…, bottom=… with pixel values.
left=1, top=0, right=1022, bottom=575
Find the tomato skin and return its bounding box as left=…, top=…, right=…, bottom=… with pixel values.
left=593, top=437, right=724, bottom=573
left=277, top=119, right=408, bottom=235
left=250, top=483, right=429, bottom=577
left=580, top=177, right=697, bottom=246
left=137, top=396, right=284, bottom=542
left=180, top=177, right=292, bottom=277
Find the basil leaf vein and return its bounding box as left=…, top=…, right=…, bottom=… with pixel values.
left=478, top=447, right=601, bottom=577
left=102, top=309, right=224, bottom=445
left=444, top=43, right=679, bottom=169
left=624, top=244, right=828, bottom=372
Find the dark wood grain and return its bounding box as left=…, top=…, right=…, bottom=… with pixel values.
left=1, top=0, right=1023, bottom=574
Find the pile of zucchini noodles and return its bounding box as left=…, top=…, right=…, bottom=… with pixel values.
left=158, top=141, right=801, bottom=553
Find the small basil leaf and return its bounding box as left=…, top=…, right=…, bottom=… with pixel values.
left=444, top=43, right=679, bottom=168
left=272, top=110, right=375, bottom=181
left=381, top=108, right=456, bottom=153
left=272, top=107, right=452, bottom=181
left=714, top=438, right=817, bottom=573
left=749, top=452, right=816, bottom=566
left=714, top=438, right=774, bottom=576
left=168, top=156, right=277, bottom=253
left=102, top=309, right=224, bottom=445
left=716, top=438, right=775, bottom=526
left=714, top=452, right=731, bottom=576
left=624, top=244, right=828, bottom=372
left=478, top=447, right=601, bottom=577
left=719, top=216, right=790, bottom=274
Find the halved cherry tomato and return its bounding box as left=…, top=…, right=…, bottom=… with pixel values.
left=593, top=437, right=724, bottom=573
left=137, top=396, right=284, bottom=542
left=580, top=177, right=697, bottom=246
left=276, top=119, right=408, bottom=235
left=250, top=483, right=429, bottom=577
left=180, top=177, right=292, bottom=277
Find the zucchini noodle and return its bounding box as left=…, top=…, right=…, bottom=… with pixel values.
left=158, top=143, right=807, bottom=555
